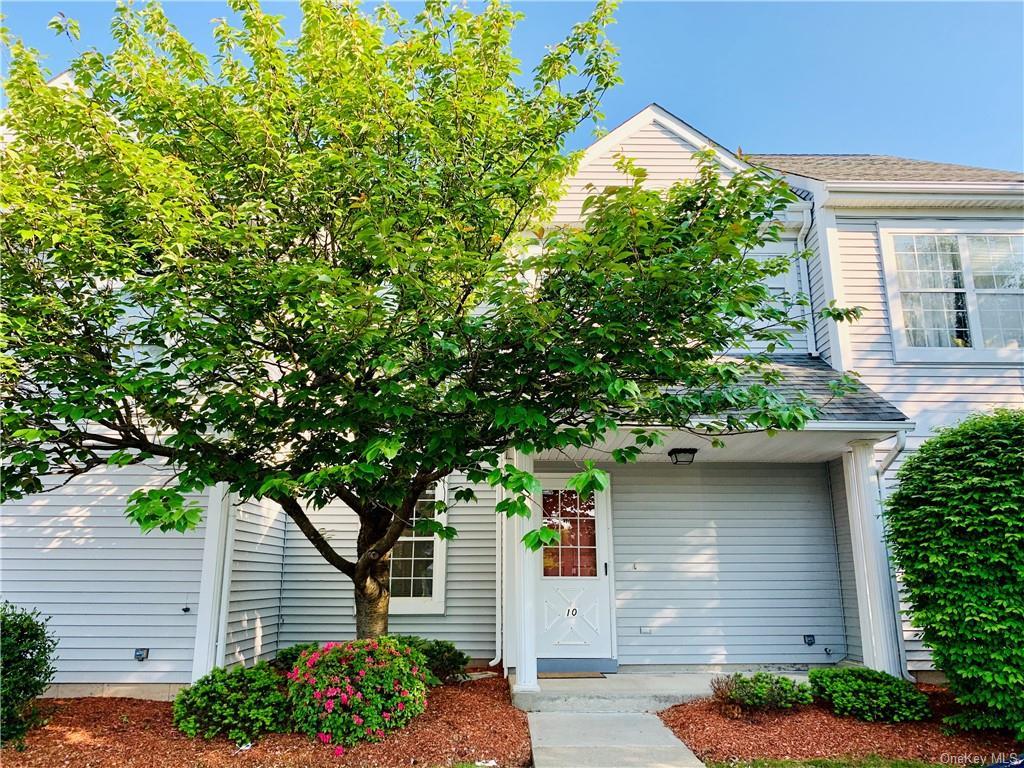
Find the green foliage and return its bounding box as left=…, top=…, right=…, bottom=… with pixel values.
left=1, top=0, right=860, bottom=633
left=885, top=409, right=1024, bottom=738
left=710, top=672, right=812, bottom=714
left=0, top=602, right=58, bottom=749
left=808, top=667, right=930, bottom=723
left=270, top=642, right=319, bottom=673
left=172, top=662, right=289, bottom=746
left=389, top=635, right=470, bottom=684
left=287, top=638, right=429, bottom=748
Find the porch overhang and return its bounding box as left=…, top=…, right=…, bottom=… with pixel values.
left=534, top=420, right=915, bottom=465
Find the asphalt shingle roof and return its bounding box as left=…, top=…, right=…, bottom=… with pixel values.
left=756, top=355, right=908, bottom=422
left=747, top=154, right=1024, bottom=183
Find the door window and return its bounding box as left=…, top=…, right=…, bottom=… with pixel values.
left=541, top=489, right=598, bottom=578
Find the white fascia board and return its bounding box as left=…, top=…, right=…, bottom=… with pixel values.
left=802, top=420, right=916, bottom=433
left=577, top=104, right=749, bottom=174
left=825, top=180, right=1024, bottom=195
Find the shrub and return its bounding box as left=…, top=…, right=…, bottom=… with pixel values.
left=885, top=409, right=1024, bottom=738
left=271, top=642, right=319, bottom=673
left=809, top=667, right=930, bottom=723
left=1, top=601, right=58, bottom=749
left=172, top=662, right=289, bottom=746
left=288, top=637, right=429, bottom=749
left=389, top=635, right=470, bottom=684
left=710, top=672, right=812, bottom=714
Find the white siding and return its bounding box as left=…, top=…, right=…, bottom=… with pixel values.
left=805, top=219, right=833, bottom=362
left=0, top=466, right=208, bottom=684
left=552, top=121, right=720, bottom=225
left=224, top=498, right=285, bottom=666
left=828, top=459, right=862, bottom=663
left=607, top=462, right=846, bottom=665
left=834, top=216, right=1024, bottom=669
left=278, top=477, right=498, bottom=660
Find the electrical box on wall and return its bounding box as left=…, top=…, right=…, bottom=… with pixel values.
left=134, top=648, right=149, bottom=662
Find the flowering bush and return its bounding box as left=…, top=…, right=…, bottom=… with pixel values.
left=287, top=637, right=429, bottom=751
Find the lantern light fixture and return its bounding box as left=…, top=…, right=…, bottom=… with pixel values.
left=668, top=447, right=698, bottom=465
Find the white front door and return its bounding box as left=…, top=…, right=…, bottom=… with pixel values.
left=535, top=476, right=615, bottom=662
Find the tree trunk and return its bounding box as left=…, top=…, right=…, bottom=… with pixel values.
left=354, top=584, right=390, bottom=638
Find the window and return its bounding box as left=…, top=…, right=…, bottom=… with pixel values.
left=388, top=483, right=447, bottom=614
left=880, top=223, right=1024, bottom=363
left=541, top=489, right=598, bottom=578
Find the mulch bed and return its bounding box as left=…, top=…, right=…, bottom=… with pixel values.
left=4, top=675, right=531, bottom=768
left=660, top=684, right=1021, bottom=764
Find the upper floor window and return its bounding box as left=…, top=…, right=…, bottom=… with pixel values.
left=879, top=222, right=1023, bottom=363
left=388, top=483, right=447, bottom=614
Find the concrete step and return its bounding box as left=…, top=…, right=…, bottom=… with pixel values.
left=528, top=712, right=704, bottom=768
left=511, top=672, right=715, bottom=713
left=515, top=690, right=700, bottom=713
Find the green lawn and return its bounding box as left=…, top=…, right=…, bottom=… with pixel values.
left=707, top=759, right=943, bottom=768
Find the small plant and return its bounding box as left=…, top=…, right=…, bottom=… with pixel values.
left=172, top=662, right=289, bottom=746
left=288, top=637, right=429, bottom=750
left=271, top=642, right=319, bottom=673
left=809, top=667, right=930, bottom=723
left=710, top=672, right=812, bottom=715
left=389, top=635, right=470, bottom=684
left=1, top=601, right=58, bottom=749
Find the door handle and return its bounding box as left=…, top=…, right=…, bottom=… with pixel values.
left=604, top=562, right=608, bottom=576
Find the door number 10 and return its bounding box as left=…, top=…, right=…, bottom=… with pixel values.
left=565, top=607, right=578, bottom=617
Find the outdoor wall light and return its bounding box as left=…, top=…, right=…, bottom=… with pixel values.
left=667, top=447, right=698, bottom=465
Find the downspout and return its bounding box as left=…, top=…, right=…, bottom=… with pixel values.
left=796, top=205, right=819, bottom=357
left=875, top=430, right=912, bottom=679
left=488, top=474, right=504, bottom=668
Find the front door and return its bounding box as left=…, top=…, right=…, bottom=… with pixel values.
left=535, top=476, right=615, bottom=668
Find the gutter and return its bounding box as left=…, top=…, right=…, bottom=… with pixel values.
left=795, top=205, right=818, bottom=357
left=873, top=430, right=914, bottom=680
left=488, top=474, right=504, bottom=668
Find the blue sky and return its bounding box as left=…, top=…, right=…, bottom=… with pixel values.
left=4, top=1, right=1023, bottom=171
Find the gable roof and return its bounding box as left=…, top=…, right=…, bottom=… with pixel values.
left=747, top=154, right=1024, bottom=183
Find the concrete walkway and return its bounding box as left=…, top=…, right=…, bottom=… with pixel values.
left=527, top=712, right=705, bottom=768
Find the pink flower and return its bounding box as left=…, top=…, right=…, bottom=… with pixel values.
left=358, top=669, right=366, bottom=678
left=340, top=693, right=349, bottom=706
left=400, top=689, right=408, bottom=697
left=352, top=715, right=364, bottom=726
left=318, top=732, right=332, bottom=744
left=397, top=702, right=405, bottom=711
left=411, top=666, right=419, bottom=675
left=314, top=690, right=323, bottom=700
left=382, top=712, right=391, bottom=721
left=333, top=746, right=345, bottom=757
left=376, top=729, right=385, bottom=738
left=324, top=699, right=335, bottom=713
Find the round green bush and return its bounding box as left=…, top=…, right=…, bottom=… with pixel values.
left=270, top=642, right=319, bottom=673
left=1, top=601, right=58, bottom=749
left=287, top=637, right=429, bottom=751
left=172, top=662, right=289, bottom=746
left=388, top=635, right=470, bottom=684
left=885, top=409, right=1024, bottom=738
left=809, top=667, right=930, bottom=723
left=711, top=672, right=812, bottom=714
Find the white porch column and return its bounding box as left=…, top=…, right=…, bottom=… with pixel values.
left=191, top=482, right=233, bottom=680
left=511, top=450, right=540, bottom=693
left=843, top=440, right=903, bottom=676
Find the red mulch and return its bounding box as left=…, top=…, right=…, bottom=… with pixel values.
left=4, top=676, right=531, bottom=768
left=660, top=685, right=1022, bottom=763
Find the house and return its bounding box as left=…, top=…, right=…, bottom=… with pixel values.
left=2, top=104, right=1021, bottom=700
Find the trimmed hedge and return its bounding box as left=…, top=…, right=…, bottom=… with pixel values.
left=711, top=672, right=812, bottom=714
left=885, top=409, right=1024, bottom=738
left=388, top=635, right=469, bottom=684
left=809, top=667, right=929, bottom=723
left=0, top=602, right=58, bottom=749
left=172, top=662, right=289, bottom=746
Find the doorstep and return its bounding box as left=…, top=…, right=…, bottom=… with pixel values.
left=527, top=712, right=705, bottom=768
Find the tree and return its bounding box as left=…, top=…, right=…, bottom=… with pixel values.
left=885, top=409, right=1024, bottom=738
left=1, top=0, right=857, bottom=637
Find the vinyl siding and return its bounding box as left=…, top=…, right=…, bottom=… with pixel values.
left=552, top=121, right=721, bottom=225
left=834, top=215, right=1024, bottom=670
left=278, top=476, right=498, bottom=660
left=805, top=219, right=833, bottom=362
left=0, top=466, right=208, bottom=684
left=828, top=459, right=862, bottom=663
left=224, top=498, right=286, bottom=666
left=607, top=462, right=846, bottom=665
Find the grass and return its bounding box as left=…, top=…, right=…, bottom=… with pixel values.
left=705, top=762, right=937, bottom=768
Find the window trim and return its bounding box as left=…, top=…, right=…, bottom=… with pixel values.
left=388, top=479, right=448, bottom=615
left=878, top=220, right=1024, bottom=364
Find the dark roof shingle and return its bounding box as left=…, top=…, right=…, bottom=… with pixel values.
left=755, top=355, right=907, bottom=422
left=748, top=154, right=1024, bottom=183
